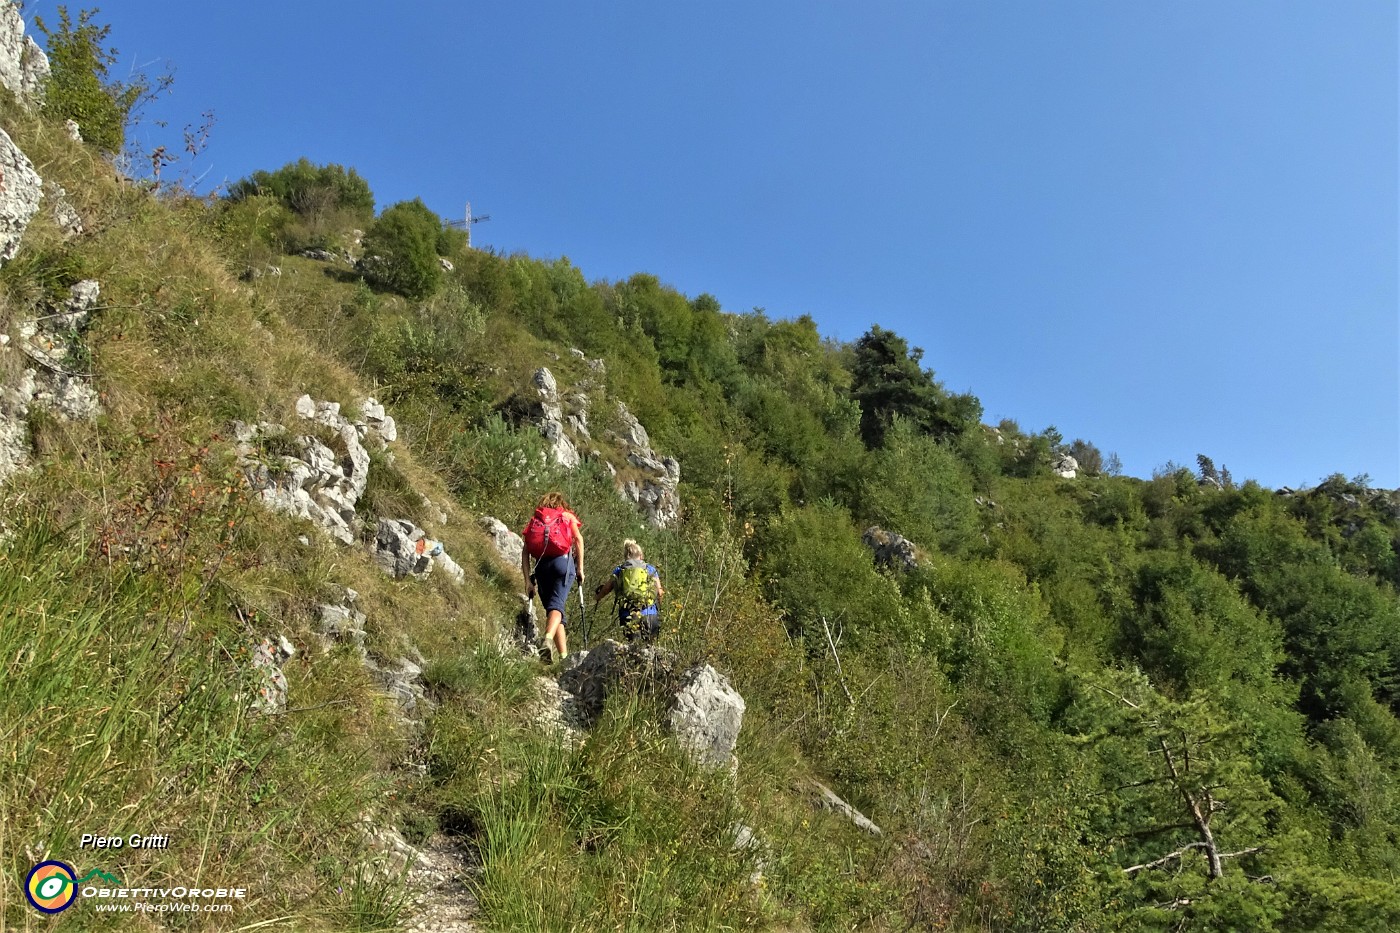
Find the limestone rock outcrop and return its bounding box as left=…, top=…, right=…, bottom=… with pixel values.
left=315, top=586, right=367, bottom=656
left=0, top=127, right=42, bottom=263
left=0, top=369, right=36, bottom=485
left=509, top=364, right=682, bottom=528
left=613, top=401, right=681, bottom=529
left=365, top=652, right=432, bottom=720
left=373, top=518, right=465, bottom=585
left=358, top=397, right=397, bottom=443
left=1, top=280, right=102, bottom=484
left=530, top=367, right=580, bottom=468
left=1052, top=454, right=1079, bottom=479
left=480, top=516, right=524, bottom=570
left=249, top=635, right=297, bottom=715
left=552, top=640, right=745, bottom=770
left=669, top=663, right=747, bottom=771
left=862, top=526, right=920, bottom=573
left=0, top=2, right=48, bottom=106
left=236, top=396, right=381, bottom=545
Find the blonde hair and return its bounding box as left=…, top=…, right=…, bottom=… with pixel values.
left=622, top=539, right=643, bottom=560
left=537, top=491, right=568, bottom=511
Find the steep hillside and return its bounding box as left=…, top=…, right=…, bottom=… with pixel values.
left=2, top=8, right=1399, bottom=932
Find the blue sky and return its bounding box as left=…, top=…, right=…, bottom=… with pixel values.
left=24, top=1, right=1398, bottom=487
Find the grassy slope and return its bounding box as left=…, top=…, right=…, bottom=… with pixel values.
left=0, top=97, right=887, bottom=932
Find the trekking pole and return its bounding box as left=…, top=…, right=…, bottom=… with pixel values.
left=578, top=583, right=589, bottom=649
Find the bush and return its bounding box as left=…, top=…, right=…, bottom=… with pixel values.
left=361, top=198, right=444, bottom=299
left=227, top=158, right=375, bottom=251
left=36, top=6, right=163, bottom=155
left=861, top=418, right=978, bottom=555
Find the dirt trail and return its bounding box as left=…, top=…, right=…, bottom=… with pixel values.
left=402, top=835, right=480, bottom=933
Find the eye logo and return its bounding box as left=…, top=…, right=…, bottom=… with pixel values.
left=25, top=860, right=78, bottom=913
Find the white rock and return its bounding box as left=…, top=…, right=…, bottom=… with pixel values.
left=0, top=4, right=47, bottom=105
left=480, top=516, right=524, bottom=569
left=669, top=664, right=746, bottom=771
left=0, top=128, right=41, bottom=263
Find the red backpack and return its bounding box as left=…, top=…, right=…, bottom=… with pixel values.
left=522, top=507, right=575, bottom=560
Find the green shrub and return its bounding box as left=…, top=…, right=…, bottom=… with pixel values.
left=228, top=156, right=375, bottom=224
left=362, top=198, right=444, bottom=299
left=861, top=417, right=978, bottom=555
left=36, top=7, right=161, bottom=155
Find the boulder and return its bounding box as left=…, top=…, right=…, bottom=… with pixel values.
left=1052, top=454, right=1079, bottom=479
left=481, top=516, right=524, bottom=569
left=862, top=526, right=919, bottom=572
left=554, top=640, right=745, bottom=770
left=434, top=548, right=467, bottom=585
left=374, top=519, right=435, bottom=578
left=556, top=639, right=674, bottom=720
left=373, top=518, right=464, bottom=584
left=669, top=664, right=746, bottom=771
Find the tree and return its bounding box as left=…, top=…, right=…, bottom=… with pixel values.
left=1069, top=670, right=1282, bottom=923
left=1069, top=438, right=1105, bottom=476
left=36, top=6, right=167, bottom=155
left=361, top=199, right=443, bottom=299
left=861, top=417, right=977, bottom=555
left=847, top=325, right=981, bottom=449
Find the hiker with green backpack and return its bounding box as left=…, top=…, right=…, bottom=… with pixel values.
left=593, top=539, right=665, bottom=643
left=521, top=492, right=585, bottom=661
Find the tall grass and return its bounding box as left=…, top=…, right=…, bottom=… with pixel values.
left=0, top=515, right=393, bottom=929
left=430, top=677, right=768, bottom=931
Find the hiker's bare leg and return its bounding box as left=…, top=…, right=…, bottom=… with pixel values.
left=544, top=609, right=567, bottom=659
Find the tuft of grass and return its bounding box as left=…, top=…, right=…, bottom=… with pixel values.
left=319, top=860, right=413, bottom=933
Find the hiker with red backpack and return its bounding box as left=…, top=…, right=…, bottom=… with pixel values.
left=521, top=492, right=584, bottom=661
left=593, top=539, right=664, bottom=643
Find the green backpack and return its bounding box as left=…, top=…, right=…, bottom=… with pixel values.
left=616, top=561, right=654, bottom=614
